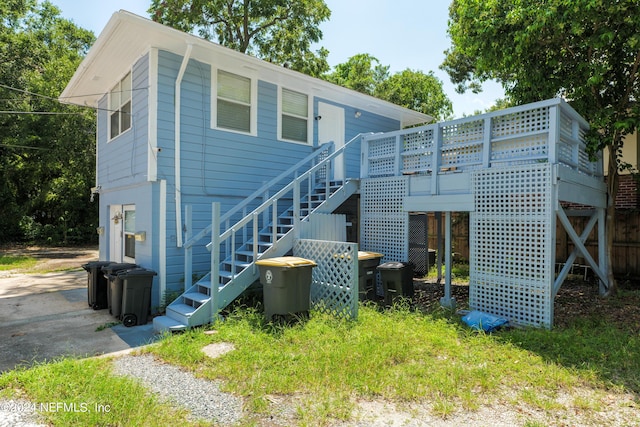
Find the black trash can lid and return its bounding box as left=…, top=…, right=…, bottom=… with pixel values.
left=377, top=261, right=411, bottom=270
left=116, top=267, right=157, bottom=277
left=82, top=260, right=113, bottom=270
left=101, top=262, right=138, bottom=273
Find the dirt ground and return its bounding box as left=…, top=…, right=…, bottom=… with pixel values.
left=0, top=245, right=99, bottom=277
left=413, top=275, right=640, bottom=333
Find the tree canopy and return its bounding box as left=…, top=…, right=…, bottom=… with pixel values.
left=442, top=0, right=640, bottom=294
left=149, top=0, right=331, bottom=77
left=325, top=54, right=452, bottom=121
left=0, top=0, right=97, bottom=244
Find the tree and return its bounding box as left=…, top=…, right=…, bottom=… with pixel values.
left=375, top=69, right=453, bottom=121
left=0, top=0, right=97, bottom=244
left=442, top=0, right=640, bottom=295
left=325, top=54, right=452, bottom=121
left=324, top=53, right=389, bottom=95
left=149, top=0, right=331, bottom=77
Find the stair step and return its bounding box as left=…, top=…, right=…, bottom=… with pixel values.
left=182, top=292, right=210, bottom=304
left=153, top=315, right=188, bottom=333
left=168, top=303, right=198, bottom=317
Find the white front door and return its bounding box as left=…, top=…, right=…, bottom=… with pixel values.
left=109, top=204, right=136, bottom=263
left=109, top=205, right=123, bottom=263
left=318, top=102, right=345, bottom=181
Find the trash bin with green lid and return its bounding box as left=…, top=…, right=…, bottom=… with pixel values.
left=118, top=268, right=157, bottom=327
left=82, top=261, right=112, bottom=310
left=101, top=262, right=137, bottom=317
left=255, top=256, right=317, bottom=321
left=357, top=251, right=384, bottom=301
left=377, top=261, right=414, bottom=306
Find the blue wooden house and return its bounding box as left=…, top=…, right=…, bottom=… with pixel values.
left=60, top=11, right=431, bottom=330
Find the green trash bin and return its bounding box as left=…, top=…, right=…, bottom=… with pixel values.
left=82, top=261, right=112, bottom=310
left=101, top=263, right=137, bottom=318
left=357, top=251, right=384, bottom=301
left=118, top=268, right=157, bottom=327
left=377, top=262, right=414, bottom=306
left=256, top=256, right=317, bottom=321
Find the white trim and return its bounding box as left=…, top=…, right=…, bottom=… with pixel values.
left=122, top=204, right=136, bottom=263
left=147, top=48, right=159, bottom=181
left=174, top=44, right=193, bottom=248
left=107, top=70, right=133, bottom=142
left=211, top=67, right=258, bottom=136
left=159, top=179, right=167, bottom=306
left=277, top=86, right=312, bottom=145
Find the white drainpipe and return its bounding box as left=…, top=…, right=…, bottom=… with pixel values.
left=174, top=43, right=193, bottom=247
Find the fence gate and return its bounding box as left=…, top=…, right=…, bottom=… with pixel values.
left=409, top=213, right=429, bottom=276
left=470, top=163, right=555, bottom=328
left=294, top=239, right=358, bottom=320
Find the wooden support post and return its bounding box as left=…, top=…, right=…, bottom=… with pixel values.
left=440, top=211, right=456, bottom=310
left=436, top=211, right=443, bottom=285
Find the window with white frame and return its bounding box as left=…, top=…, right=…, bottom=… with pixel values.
left=123, top=206, right=136, bottom=261
left=109, top=72, right=132, bottom=139
left=216, top=70, right=252, bottom=133
left=281, top=88, right=309, bottom=143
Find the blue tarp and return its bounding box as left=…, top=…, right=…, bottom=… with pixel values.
left=461, top=310, right=509, bottom=332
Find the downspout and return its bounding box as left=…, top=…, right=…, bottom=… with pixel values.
left=174, top=43, right=193, bottom=247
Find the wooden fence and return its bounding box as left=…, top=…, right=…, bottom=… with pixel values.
left=423, top=212, right=640, bottom=277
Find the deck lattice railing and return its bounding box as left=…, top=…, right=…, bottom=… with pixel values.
left=361, top=99, right=603, bottom=181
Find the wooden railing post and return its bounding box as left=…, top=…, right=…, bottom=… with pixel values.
left=210, top=202, right=220, bottom=323
left=184, top=205, right=192, bottom=292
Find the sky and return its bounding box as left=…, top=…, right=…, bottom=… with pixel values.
left=49, top=0, right=505, bottom=119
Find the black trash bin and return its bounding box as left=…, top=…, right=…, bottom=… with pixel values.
left=101, top=263, right=137, bottom=318
left=82, top=261, right=112, bottom=310
left=357, top=251, right=383, bottom=301
left=255, top=256, right=317, bottom=321
left=377, top=262, right=414, bottom=306
left=119, top=268, right=157, bottom=327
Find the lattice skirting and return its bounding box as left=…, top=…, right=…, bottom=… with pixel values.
left=470, top=163, right=555, bottom=328
left=294, top=239, right=358, bottom=320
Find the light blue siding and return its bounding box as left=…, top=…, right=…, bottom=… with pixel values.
left=98, top=48, right=408, bottom=304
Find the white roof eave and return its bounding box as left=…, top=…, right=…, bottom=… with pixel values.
left=60, top=10, right=432, bottom=127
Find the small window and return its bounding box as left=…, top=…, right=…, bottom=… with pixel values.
left=216, top=70, right=251, bottom=133
left=123, top=207, right=135, bottom=260
left=281, top=88, right=308, bottom=143
left=109, top=72, right=132, bottom=139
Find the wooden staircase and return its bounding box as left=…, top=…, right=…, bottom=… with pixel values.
left=153, top=179, right=357, bottom=332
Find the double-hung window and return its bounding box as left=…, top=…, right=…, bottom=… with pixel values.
left=281, top=88, right=309, bottom=143
left=109, top=72, right=132, bottom=139
left=216, top=70, right=252, bottom=133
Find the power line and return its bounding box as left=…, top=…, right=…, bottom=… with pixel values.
left=0, top=111, right=84, bottom=115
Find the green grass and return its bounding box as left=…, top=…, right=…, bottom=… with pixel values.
left=0, top=255, right=38, bottom=271
left=0, top=357, right=207, bottom=426
left=146, top=303, right=640, bottom=425
left=2, top=301, right=639, bottom=426
left=424, top=262, right=470, bottom=281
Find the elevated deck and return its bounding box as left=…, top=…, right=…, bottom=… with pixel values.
left=359, top=99, right=608, bottom=328
left=361, top=98, right=605, bottom=212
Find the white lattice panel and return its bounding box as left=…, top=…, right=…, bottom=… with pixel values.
left=368, top=136, right=397, bottom=177
left=470, top=163, right=555, bottom=328
left=402, top=130, right=434, bottom=173
left=491, top=134, right=548, bottom=164
left=294, top=239, right=358, bottom=320
left=492, top=106, right=549, bottom=138
left=441, top=120, right=484, bottom=168
left=360, top=177, right=408, bottom=262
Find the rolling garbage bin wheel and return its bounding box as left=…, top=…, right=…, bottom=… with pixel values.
left=122, top=314, right=137, bottom=327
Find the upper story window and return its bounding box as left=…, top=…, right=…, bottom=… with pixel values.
left=215, top=70, right=253, bottom=133
left=109, top=72, right=132, bottom=140
left=281, top=88, right=309, bottom=143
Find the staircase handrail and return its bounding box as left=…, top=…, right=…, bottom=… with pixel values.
left=184, top=141, right=334, bottom=249
left=218, top=132, right=369, bottom=241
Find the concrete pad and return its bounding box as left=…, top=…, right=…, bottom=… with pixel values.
left=0, top=270, right=159, bottom=373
